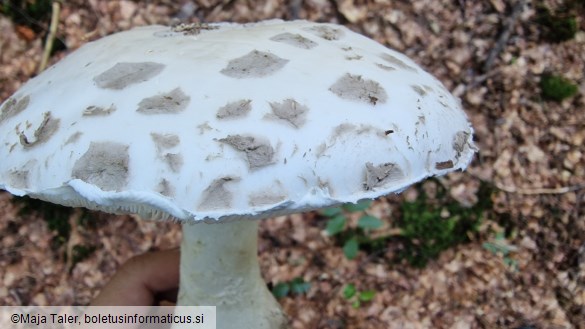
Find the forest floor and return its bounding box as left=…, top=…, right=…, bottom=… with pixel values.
left=0, top=1, right=583, bottom=328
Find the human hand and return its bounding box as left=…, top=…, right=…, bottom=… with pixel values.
left=90, top=249, right=180, bottom=306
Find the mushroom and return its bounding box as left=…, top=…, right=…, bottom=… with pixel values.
left=0, top=20, right=476, bottom=328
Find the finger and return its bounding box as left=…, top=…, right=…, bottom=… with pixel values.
left=91, top=249, right=180, bottom=306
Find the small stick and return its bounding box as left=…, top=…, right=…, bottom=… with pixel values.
left=483, top=0, right=525, bottom=73
left=495, top=183, right=585, bottom=195
left=457, top=0, right=467, bottom=18
left=289, top=0, right=302, bottom=20
left=38, top=1, right=61, bottom=74
left=467, top=172, right=585, bottom=196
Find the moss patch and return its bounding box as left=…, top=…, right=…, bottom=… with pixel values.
left=536, top=3, right=579, bottom=42
left=1, top=0, right=53, bottom=28
left=540, top=73, right=578, bottom=102
left=395, top=180, right=492, bottom=267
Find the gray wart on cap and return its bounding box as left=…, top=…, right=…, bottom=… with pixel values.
left=72, top=142, right=130, bottom=191
left=267, top=99, right=309, bottom=128
left=219, top=135, right=275, bottom=169
left=270, top=33, right=318, bottom=49
left=217, top=100, right=252, bottom=119
left=329, top=73, right=388, bottom=105
left=303, top=25, right=344, bottom=40
left=18, top=112, right=60, bottom=148
left=94, top=62, right=165, bottom=90
left=198, top=176, right=240, bottom=211
left=137, top=88, right=190, bottom=114
left=220, top=50, right=289, bottom=78
left=83, top=104, right=116, bottom=116
left=0, top=95, right=30, bottom=123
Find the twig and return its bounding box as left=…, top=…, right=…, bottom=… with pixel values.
left=469, top=66, right=501, bottom=89
left=289, top=0, right=302, bottom=20
left=328, top=0, right=349, bottom=24
left=38, top=1, right=60, bottom=74
left=466, top=172, right=584, bottom=196
left=483, top=0, right=525, bottom=72
left=457, top=0, right=467, bottom=18
left=495, top=183, right=585, bottom=195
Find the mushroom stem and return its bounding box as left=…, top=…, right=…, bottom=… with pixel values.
left=178, top=220, right=289, bottom=329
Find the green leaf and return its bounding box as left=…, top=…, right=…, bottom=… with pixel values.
left=358, top=290, right=376, bottom=302
left=357, top=215, right=383, bottom=230
left=343, top=284, right=356, bottom=299
left=290, top=278, right=311, bottom=295
left=321, top=207, right=343, bottom=217
left=326, top=215, right=346, bottom=236
left=71, top=244, right=96, bottom=265
left=482, top=242, right=499, bottom=254
left=343, top=200, right=372, bottom=212
left=482, top=241, right=512, bottom=256
left=343, top=238, right=359, bottom=259
left=272, top=282, right=290, bottom=299
left=503, top=257, right=518, bottom=270
left=352, top=299, right=361, bottom=308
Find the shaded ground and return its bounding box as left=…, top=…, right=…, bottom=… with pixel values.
left=0, top=1, right=583, bottom=328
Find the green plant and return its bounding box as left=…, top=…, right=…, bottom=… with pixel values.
left=540, top=73, right=578, bottom=102
left=12, top=196, right=95, bottom=254
left=1, top=0, right=54, bottom=28
left=396, top=180, right=490, bottom=267
left=342, top=283, right=376, bottom=308
left=272, top=277, right=311, bottom=299
left=321, top=181, right=490, bottom=267
left=14, top=196, right=75, bottom=245
left=482, top=231, right=518, bottom=270
left=69, top=244, right=97, bottom=272
left=322, top=200, right=385, bottom=260
left=536, top=4, right=579, bottom=43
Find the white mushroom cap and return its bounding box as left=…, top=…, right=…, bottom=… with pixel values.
left=0, top=20, right=476, bottom=222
